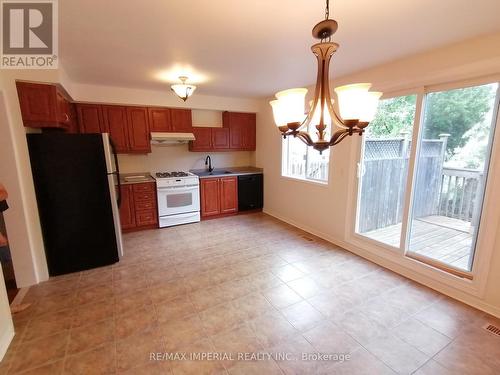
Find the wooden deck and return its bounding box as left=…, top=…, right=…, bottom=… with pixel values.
left=362, top=215, right=473, bottom=270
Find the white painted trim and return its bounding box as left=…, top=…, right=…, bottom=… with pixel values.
left=10, top=287, right=29, bottom=307
left=0, top=327, right=14, bottom=361
left=264, top=208, right=500, bottom=319
left=279, top=175, right=329, bottom=188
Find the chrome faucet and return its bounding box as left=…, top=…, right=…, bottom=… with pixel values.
left=205, top=155, right=214, bottom=173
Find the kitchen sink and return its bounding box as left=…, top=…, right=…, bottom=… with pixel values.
left=194, top=170, right=234, bottom=176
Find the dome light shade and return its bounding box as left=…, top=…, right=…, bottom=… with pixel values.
left=272, top=88, right=308, bottom=125
left=334, top=83, right=372, bottom=120
left=171, top=76, right=196, bottom=101
left=359, top=91, right=383, bottom=122
left=270, top=100, right=287, bottom=128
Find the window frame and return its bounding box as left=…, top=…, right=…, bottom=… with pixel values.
left=281, top=132, right=331, bottom=185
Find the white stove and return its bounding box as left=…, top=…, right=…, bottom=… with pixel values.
left=154, top=171, right=200, bottom=227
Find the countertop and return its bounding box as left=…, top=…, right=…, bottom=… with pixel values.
left=190, top=166, right=263, bottom=179
left=119, top=172, right=155, bottom=185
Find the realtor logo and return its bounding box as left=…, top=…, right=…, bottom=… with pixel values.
left=1, top=0, right=58, bottom=69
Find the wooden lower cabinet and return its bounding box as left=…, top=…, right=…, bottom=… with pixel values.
left=220, top=177, right=238, bottom=214
left=119, top=182, right=158, bottom=231
left=119, top=185, right=136, bottom=230
left=200, top=178, right=220, bottom=217
left=200, top=177, right=238, bottom=218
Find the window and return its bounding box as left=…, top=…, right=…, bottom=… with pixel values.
left=282, top=134, right=330, bottom=183
left=355, top=82, right=499, bottom=276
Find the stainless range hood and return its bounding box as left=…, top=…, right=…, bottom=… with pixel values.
left=150, top=132, right=195, bottom=146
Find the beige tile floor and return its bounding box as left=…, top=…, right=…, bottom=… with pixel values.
left=1, top=212, right=500, bottom=374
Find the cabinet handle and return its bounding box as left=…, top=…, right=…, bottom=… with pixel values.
left=64, top=113, right=69, bottom=122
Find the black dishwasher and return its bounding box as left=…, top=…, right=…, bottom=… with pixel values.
left=238, top=174, right=263, bottom=211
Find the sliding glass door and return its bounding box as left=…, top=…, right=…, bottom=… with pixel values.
left=355, top=95, right=417, bottom=247
left=356, top=82, right=499, bottom=276
left=406, top=83, right=499, bottom=273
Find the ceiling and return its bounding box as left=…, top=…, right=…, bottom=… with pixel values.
left=60, top=0, right=500, bottom=98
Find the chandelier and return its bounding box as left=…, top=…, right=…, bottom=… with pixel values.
left=270, top=0, right=382, bottom=153
left=171, top=76, right=197, bottom=101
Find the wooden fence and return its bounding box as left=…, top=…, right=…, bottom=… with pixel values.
left=357, top=135, right=483, bottom=233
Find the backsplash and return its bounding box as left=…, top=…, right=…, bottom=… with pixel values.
left=118, top=144, right=254, bottom=173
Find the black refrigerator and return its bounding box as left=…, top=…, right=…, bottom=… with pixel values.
left=27, top=133, right=123, bottom=276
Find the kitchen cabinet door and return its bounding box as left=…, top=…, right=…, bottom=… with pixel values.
left=65, top=103, right=79, bottom=134
left=77, top=104, right=105, bottom=134
left=126, top=107, right=151, bottom=153
left=189, top=127, right=212, bottom=151
left=220, top=177, right=238, bottom=214
left=224, top=111, right=256, bottom=150
left=102, top=105, right=129, bottom=153
left=212, top=128, right=230, bottom=150
left=243, top=113, right=256, bottom=150
left=171, top=108, right=193, bottom=132
left=16, top=82, right=59, bottom=128
left=201, top=178, right=220, bottom=217
left=148, top=107, right=171, bottom=132
left=119, top=185, right=136, bottom=230
left=56, top=91, right=71, bottom=126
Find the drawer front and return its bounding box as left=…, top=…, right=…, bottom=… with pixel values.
left=135, top=200, right=156, bottom=211
left=133, top=191, right=155, bottom=202
left=132, top=182, right=155, bottom=193
left=136, top=209, right=158, bottom=226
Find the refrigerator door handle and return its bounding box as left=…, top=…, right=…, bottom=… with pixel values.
left=109, top=138, right=122, bottom=207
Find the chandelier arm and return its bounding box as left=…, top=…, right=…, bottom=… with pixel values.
left=295, top=131, right=315, bottom=146
left=297, top=47, right=325, bottom=132
left=328, top=129, right=349, bottom=145
left=320, top=45, right=348, bottom=130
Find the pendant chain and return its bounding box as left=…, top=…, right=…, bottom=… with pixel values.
left=325, top=0, right=330, bottom=20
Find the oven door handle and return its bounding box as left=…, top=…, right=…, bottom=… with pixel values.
left=157, top=186, right=199, bottom=193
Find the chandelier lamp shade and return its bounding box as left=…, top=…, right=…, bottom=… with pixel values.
left=270, top=0, right=382, bottom=153
left=171, top=76, right=197, bottom=101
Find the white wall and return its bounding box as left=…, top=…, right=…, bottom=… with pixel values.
left=118, top=148, right=253, bottom=174
left=256, top=32, right=500, bottom=316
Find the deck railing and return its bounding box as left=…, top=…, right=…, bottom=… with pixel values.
left=438, top=167, right=482, bottom=224
left=358, top=135, right=482, bottom=233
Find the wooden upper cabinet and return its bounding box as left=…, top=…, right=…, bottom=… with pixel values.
left=244, top=113, right=256, bottom=150
left=200, top=178, right=221, bottom=217
left=102, top=105, right=129, bottom=153
left=148, top=107, right=171, bottom=132
left=220, top=177, right=238, bottom=214
left=76, top=103, right=105, bottom=134
left=16, top=81, right=71, bottom=129
left=223, top=111, right=256, bottom=150
left=212, top=128, right=230, bottom=149
left=170, top=108, right=193, bottom=132
left=65, top=103, right=79, bottom=134
left=189, top=127, right=212, bottom=151
left=126, top=107, right=151, bottom=153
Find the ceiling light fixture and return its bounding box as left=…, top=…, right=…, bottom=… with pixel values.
left=171, top=76, right=196, bottom=101
left=270, top=0, right=382, bottom=153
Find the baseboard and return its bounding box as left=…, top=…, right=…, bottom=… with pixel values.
left=263, top=208, right=500, bottom=319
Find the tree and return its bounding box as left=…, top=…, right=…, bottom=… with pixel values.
left=367, top=95, right=416, bottom=138
left=367, top=84, right=495, bottom=160
left=424, top=85, right=494, bottom=157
